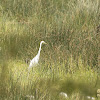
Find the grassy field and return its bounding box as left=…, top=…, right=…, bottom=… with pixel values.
left=0, top=0, right=100, bottom=100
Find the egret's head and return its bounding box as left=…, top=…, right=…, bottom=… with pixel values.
left=40, top=41, right=46, bottom=44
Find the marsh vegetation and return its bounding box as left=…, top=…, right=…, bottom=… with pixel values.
left=0, top=0, right=100, bottom=99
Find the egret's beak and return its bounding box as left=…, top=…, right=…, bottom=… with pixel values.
left=44, top=42, right=47, bottom=44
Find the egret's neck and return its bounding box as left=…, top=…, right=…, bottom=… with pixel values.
left=37, top=43, right=42, bottom=56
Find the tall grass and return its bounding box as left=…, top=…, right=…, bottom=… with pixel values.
left=0, top=0, right=100, bottom=99
left=0, top=58, right=98, bottom=99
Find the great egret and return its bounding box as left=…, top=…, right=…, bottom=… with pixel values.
left=28, top=41, right=46, bottom=70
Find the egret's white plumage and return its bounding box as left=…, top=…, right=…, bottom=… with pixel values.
left=28, top=41, right=46, bottom=70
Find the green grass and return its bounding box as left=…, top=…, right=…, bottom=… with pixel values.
left=0, top=57, right=99, bottom=99
left=0, top=0, right=100, bottom=99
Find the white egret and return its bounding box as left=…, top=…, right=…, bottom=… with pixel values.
left=28, top=41, right=46, bottom=70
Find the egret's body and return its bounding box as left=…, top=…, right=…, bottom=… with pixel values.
left=28, top=41, right=46, bottom=70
